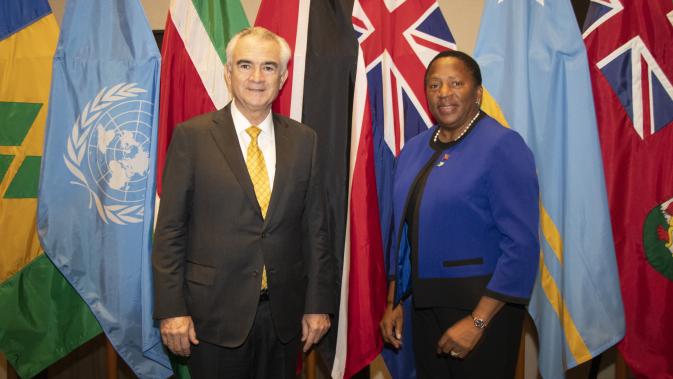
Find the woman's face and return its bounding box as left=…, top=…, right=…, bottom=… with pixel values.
left=425, top=57, right=482, bottom=130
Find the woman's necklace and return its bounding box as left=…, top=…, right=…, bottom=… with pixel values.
left=433, top=110, right=480, bottom=144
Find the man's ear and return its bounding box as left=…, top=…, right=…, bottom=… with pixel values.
left=224, top=64, right=232, bottom=90
left=279, top=69, right=289, bottom=89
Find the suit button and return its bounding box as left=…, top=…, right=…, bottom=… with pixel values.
left=252, top=271, right=258, bottom=277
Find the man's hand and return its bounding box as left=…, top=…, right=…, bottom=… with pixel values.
left=301, top=314, right=331, bottom=352
left=380, top=303, right=404, bottom=349
left=436, top=316, right=484, bottom=359
left=160, top=316, right=199, bottom=356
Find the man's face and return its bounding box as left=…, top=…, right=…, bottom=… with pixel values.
left=425, top=57, right=482, bottom=130
left=224, top=35, right=288, bottom=120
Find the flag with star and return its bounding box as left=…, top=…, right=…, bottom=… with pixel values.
left=474, top=0, right=625, bottom=377
left=583, top=0, right=673, bottom=376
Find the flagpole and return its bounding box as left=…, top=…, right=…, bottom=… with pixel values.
left=105, top=338, right=118, bottom=379
left=8, top=366, right=18, bottom=379
left=615, top=352, right=629, bottom=379
left=305, top=351, right=317, bottom=379
left=514, top=319, right=527, bottom=379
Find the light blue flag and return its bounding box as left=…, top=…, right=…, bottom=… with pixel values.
left=37, top=0, right=170, bottom=377
left=473, top=1, right=624, bottom=378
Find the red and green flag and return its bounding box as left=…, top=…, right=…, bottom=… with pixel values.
left=157, top=0, right=249, bottom=195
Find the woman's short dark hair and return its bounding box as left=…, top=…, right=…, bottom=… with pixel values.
left=425, top=50, right=482, bottom=87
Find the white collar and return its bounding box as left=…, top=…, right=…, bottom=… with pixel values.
left=230, top=101, right=274, bottom=136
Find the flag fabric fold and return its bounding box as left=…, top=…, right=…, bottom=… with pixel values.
left=474, top=1, right=625, bottom=378
left=254, top=0, right=309, bottom=121
left=583, top=0, right=673, bottom=377
left=0, top=2, right=101, bottom=377
left=37, top=0, right=170, bottom=377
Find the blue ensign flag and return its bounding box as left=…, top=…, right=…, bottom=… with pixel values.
left=473, top=1, right=624, bottom=378
left=37, top=0, right=170, bottom=377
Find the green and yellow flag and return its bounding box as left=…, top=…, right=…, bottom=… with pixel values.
left=0, top=1, right=101, bottom=377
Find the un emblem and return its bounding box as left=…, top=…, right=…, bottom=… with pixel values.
left=64, top=83, right=153, bottom=225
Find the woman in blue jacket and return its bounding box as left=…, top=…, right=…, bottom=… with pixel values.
left=380, top=50, right=539, bottom=379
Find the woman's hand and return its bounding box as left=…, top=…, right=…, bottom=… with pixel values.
left=380, top=302, right=404, bottom=349
left=436, top=316, right=484, bottom=359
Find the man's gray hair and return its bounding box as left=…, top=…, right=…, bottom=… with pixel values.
left=225, top=27, right=291, bottom=72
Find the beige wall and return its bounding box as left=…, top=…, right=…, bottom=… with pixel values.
left=48, top=1, right=484, bottom=53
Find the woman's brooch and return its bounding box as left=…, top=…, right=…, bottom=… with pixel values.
left=436, top=153, right=450, bottom=167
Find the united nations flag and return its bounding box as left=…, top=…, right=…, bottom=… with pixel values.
left=63, top=83, right=152, bottom=225
left=37, top=0, right=171, bottom=377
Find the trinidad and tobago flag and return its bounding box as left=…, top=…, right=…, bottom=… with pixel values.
left=255, top=0, right=357, bottom=374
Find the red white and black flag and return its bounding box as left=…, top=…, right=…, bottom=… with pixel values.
left=255, top=0, right=358, bottom=374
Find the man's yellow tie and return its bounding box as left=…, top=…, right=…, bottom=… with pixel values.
left=245, top=126, right=270, bottom=290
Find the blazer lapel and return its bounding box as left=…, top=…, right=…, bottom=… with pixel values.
left=210, top=105, right=262, bottom=217
left=264, top=115, right=291, bottom=224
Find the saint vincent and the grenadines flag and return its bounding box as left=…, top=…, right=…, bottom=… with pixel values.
left=474, top=1, right=625, bottom=378
left=38, top=0, right=170, bottom=377
left=583, top=0, right=673, bottom=377
left=0, top=1, right=102, bottom=377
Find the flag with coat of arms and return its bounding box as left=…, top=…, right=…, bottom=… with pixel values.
left=37, top=0, right=171, bottom=377
left=583, top=0, right=673, bottom=376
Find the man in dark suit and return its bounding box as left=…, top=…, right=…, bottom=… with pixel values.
left=152, top=27, right=334, bottom=378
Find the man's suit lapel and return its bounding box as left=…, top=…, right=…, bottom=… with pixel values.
left=265, top=115, right=291, bottom=224
left=210, top=105, right=263, bottom=217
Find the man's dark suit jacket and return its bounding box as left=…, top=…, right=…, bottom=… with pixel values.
left=152, top=104, right=335, bottom=347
